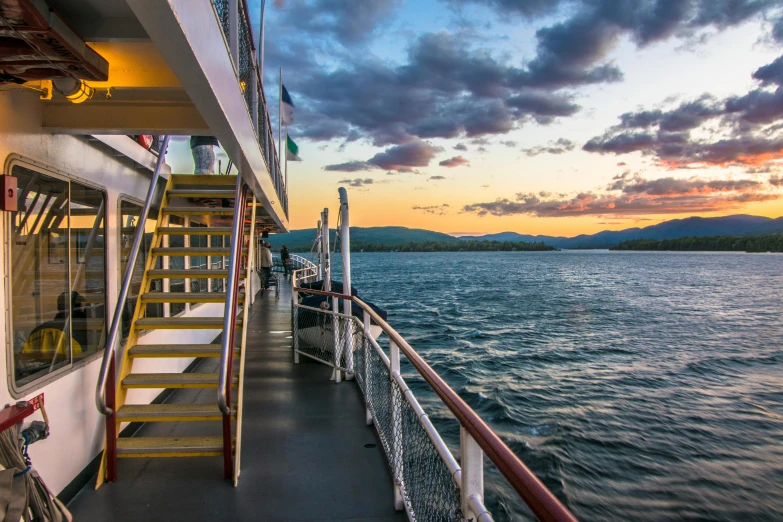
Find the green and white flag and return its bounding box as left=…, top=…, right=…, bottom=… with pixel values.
left=286, top=134, right=302, bottom=161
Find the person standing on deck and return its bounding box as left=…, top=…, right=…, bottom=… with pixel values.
left=280, top=245, right=291, bottom=278
left=190, top=136, right=219, bottom=174
left=259, top=241, right=273, bottom=288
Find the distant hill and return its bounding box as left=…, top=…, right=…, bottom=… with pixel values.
left=460, top=215, right=783, bottom=249
left=272, top=226, right=459, bottom=251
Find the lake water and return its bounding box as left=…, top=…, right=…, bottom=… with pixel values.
left=343, top=251, right=783, bottom=521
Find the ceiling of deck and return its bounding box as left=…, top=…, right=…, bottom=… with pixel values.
left=46, top=0, right=148, bottom=41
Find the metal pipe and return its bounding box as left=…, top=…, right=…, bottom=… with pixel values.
left=218, top=177, right=248, bottom=415
left=338, top=188, right=353, bottom=374
left=96, top=135, right=169, bottom=415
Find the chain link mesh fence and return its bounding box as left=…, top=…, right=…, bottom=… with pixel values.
left=292, top=302, right=490, bottom=521
left=395, top=381, right=464, bottom=521
left=353, top=325, right=464, bottom=522
left=212, top=0, right=230, bottom=40
left=237, top=1, right=254, bottom=115
left=293, top=303, right=352, bottom=371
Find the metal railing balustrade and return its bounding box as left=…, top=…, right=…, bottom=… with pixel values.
left=210, top=0, right=288, bottom=218
left=290, top=272, right=578, bottom=522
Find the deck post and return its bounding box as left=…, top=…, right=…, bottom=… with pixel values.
left=332, top=295, right=341, bottom=383
left=390, top=340, right=404, bottom=511
left=460, top=426, right=485, bottom=521
left=106, top=359, right=117, bottom=482
left=292, top=285, right=299, bottom=363
left=363, top=310, right=372, bottom=425
left=338, top=188, right=354, bottom=379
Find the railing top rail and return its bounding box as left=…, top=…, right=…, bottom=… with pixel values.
left=351, top=296, right=578, bottom=522
left=293, top=286, right=353, bottom=300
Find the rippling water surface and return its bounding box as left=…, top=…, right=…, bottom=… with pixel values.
left=345, top=251, right=783, bottom=521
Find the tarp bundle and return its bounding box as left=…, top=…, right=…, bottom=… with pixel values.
left=0, top=423, right=71, bottom=522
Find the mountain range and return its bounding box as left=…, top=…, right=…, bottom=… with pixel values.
left=273, top=215, right=783, bottom=251
left=459, top=215, right=783, bottom=249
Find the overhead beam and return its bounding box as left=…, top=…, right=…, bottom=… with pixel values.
left=43, top=102, right=207, bottom=135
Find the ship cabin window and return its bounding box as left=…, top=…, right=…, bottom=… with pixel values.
left=9, top=165, right=107, bottom=391
left=119, top=200, right=162, bottom=345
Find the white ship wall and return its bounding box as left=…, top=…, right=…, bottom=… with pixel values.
left=0, top=89, right=225, bottom=495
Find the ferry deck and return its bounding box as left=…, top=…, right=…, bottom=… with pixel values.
left=0, top=0, right=577, bottom=520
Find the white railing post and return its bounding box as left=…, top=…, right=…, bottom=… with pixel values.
left=251, top=68, right=259, bottom=133
left=292, top=281, right=299, bottom=364
left=228, top=0, right=239, bottom=67
left=332, top=295, right=341, bottom=383
left=390, top=339, right=404, bottom=511
left=363, top=309, right=372, bottom=426
left=460, top=426, right=486, bottom=522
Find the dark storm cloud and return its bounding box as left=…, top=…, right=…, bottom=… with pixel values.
left=274, top=0, right=402, bottom=45
left=463, top=173, right=778, bottom=217
left=774, top=16, right=783, bottom=43
left=616, top=95, right=723, bottom=132
left=445, top=0, right=565, bottom=18
left=753, top=55, right=783, bottom=86
left=262, top=0, right=780, bottom=153
left=267, top=31, right=588, bottom=145
left=584, top=55, right=783, bottom=168
left=339, top=178, right=374, bottom=187
left=439, top=155, right=470, bottom=167
left=368, top=141, right=442, bottom=170
left=324, top=161, right=373, bottom=172
left=770, top=174, right=783, bottom=186
left=429, top=175, right=447, bottom=180
left=324, top=141, right=441, bottom=172
left=522, top=138, right=575, bottom=156
left=413, top=204, right=450, bottom=214
left=454, top=143, right=468, bottom=151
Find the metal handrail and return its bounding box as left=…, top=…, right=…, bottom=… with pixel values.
left=292, top=286, right=577, bottom=522
left=96, top=136, right=170, bottom=416
left=217, top=177, right=249, bottom=415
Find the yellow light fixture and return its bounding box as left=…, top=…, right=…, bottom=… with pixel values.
left=239, top=80, right=247, bottom=93
left=64, top=80, right=95, bottom=104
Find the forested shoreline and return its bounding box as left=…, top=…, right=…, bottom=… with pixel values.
left=284, top=240, right=556, bottom=252
left=611, top=235, right=783, bottom=252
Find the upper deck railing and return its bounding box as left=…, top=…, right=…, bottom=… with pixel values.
left=292, top=277, right=578, bottom=522
left=212, top=0, right=288, bottom=218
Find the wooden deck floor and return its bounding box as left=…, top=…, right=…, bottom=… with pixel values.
left=68, top=281, right=405, bottom=521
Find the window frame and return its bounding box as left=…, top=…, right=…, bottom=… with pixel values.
left=5, top=156, right=109, bottom=398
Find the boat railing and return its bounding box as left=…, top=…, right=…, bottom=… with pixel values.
left=290, top=282, right=578, bottom=522
left=211, top=0, right=288, bottom=219
left=290, top=256, right=318, bottom=284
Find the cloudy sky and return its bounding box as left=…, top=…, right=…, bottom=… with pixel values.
left=174, top=0, right=783, bottom=236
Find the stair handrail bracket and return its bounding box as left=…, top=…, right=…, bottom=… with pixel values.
left=95, top=136, right=171, bottom=416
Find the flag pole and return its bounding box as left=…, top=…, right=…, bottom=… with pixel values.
left=285, top=131, right=289, bottom=192
left=278, top=68, right=282, bottom=176
left=258, top=0, right=266, bottom=84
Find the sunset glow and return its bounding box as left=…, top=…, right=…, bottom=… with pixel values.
left=166, top=1, right=783, bottom=236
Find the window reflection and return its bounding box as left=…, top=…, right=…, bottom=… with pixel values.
left=10, top=166, right=106, bottom=387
